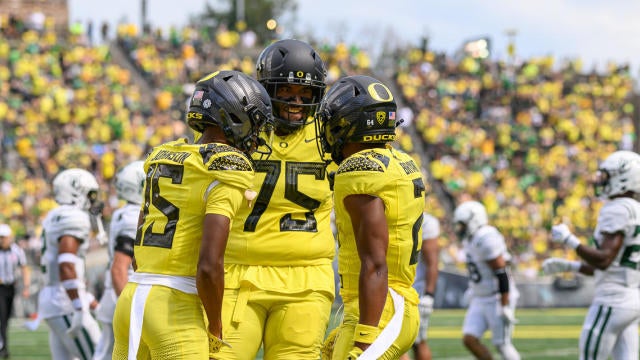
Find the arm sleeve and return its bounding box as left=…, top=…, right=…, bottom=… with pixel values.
left=114, top=235, right=134, bottom=258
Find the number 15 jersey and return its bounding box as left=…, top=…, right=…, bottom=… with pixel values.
left=134, top=139, right=255, bottom=277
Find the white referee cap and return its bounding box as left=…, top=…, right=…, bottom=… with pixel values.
left=0, top=224, right=11, bottom=237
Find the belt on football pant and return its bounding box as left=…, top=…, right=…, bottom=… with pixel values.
left=232, top=286, right=250, bottom=323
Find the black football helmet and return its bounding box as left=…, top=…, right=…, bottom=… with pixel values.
left=187, top=70, right=273, bottom=155
left=256, top=39, right=327, bottom=135
left=317, top=75, right=399, bottom=164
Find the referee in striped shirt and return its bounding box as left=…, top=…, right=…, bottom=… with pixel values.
left=0, top=224, right=30, bottom=359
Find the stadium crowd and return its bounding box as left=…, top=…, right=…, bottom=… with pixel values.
left=0, top=13, right=637, bottom=310
left=393, top=46, right=637, bottom=277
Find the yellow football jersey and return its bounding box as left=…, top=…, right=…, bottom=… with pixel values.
left=134, top=139, right=254, bottom=277
left=334, top=146, right=425, bottom=305
left=226, top=123, right=335, bottom=266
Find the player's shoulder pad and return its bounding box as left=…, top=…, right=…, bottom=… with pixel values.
left=599, top=198, right=640, bottom=232
left=199, top=143, right=254, bottom=172
left=474, top=225, right=504, bottom=244
left=50, top=207, right=91, bottom=235
left=112, top=205, right=140, bottom=229
left=337, top=150, right=390, bottom=174
left=422, top=213, right=441, bottom=239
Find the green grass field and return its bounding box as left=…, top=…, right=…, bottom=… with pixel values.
left=7, top=308, right=587, bottom=359
left=424, top=308, right=585, bottom=359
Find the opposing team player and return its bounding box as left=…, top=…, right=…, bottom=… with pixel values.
left=218, top=39, right=335, bottom=359
left=543, top=150, right=640, bottom=360
left=454, top=200, right=520, bottom=360
left=39, top=168, right=102, bottom=360
left=93, top=160, right=145, bottom=360
left=401, top=212, right=440, bottom=360
left=318, top=75, right=424, bottom=359
left=112, top=70, right=273, bottom=359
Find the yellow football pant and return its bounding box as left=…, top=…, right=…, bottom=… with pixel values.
left=112, top=283, right=209, bottom=360
left=214, top=286, right=333, bottom=360
left=331, top=289, right=419, bottom=359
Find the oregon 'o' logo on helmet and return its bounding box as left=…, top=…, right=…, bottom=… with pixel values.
left=367, top=83, right=393, bottom=102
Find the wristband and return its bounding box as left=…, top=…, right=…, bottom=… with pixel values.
left=208, top=331, right=231, bottom=355
left=569, top=260, right=581, bottom=272
left=71, top=298, right=83, bottom=311
left=62, top=279, right=81, bottom=290
left=353, top=323, right=380, bottom=344
left=58, top=253, right=80, bottom=264
left=565, top=234, right=581, bottom=249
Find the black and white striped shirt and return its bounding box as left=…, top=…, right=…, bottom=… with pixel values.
left=0, top=244, right=27, bottom=285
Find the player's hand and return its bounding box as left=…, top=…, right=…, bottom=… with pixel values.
left=500, top=306, right=518, bottom=325
left=66, top=310, right=84, bottom=337
left=542, top=258, right=579, bottom=275
left=320, top=328, right=339, bottom=360
left=346, top=346, right=364, bottom=360
left=208, top=332, right=231, bottom=355
left=551, top=223, right=580, bottom=249
left=419, top=294, right=434, bottom=316
left=96, top=231, right=108, bottom=246
left=550, top=223, right=571, bottom=243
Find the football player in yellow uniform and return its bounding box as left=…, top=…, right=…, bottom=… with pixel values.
left=318, top=75, right=424, bottom=359
left=217, top=39, right=335, bottom=359
left=112, top=70, right=273, bottom=360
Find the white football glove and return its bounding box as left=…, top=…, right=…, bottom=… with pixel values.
left=66, top=309, right=84, bottom=337
left=551, top=223, right=580, bottom=249
left=500, top=305, right=518, bottom=325
left=94, top=214, right=108, bottom=246
left=24, top=316, right=41, bottom=332
left=419, top=294, right=434, bottom=316
left=96, top=231, right=108, bottom=246
left=542, top=258, right=581, bottom=275
left=417, top=294, right=434, bottom=342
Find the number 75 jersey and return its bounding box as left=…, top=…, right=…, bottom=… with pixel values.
left=226, top=124, right=335, bottom=266
left=592, top=197, right=640, bottom=308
